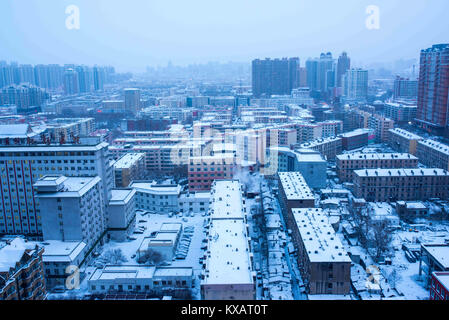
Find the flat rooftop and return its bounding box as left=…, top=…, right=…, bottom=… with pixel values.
left=278, top=172, right=314, bottom=201
left=114, top=153, right=145, bottom=169
left=110, top=189, right=136, bottom=205
left=354, top=168, right=449, bottom=178
left=203, top=219, right=253, bottom=286
left=209, top=180, right=245, bottom=220
left=419, top=139, right=449, bottom=156
left=422, top=244, right=449, bottom=269
left=340, top=129, right=372, bottom=138
left=41, top=241, right=87, bottom=263
left=130, top=181, right=182, bottom=196
left=336, top=153, right=417, bottom=161
left=293, top=208, right=351, bottom=263
left=35, top=176, right=101, bottom=198
left=388, top=128, right=422, bottom=140
left=300, top=136, right=342, bottom=148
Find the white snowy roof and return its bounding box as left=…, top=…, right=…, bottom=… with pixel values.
left=419, top=139, right=449, bottom=156
left=0, top=238, right=37, bottom=272
left=422, top=244, right=449, bottom=269
left=203, top=219, right=254, bottom=286
left=300, top=136, right=342, bottom=148
left=110, top=189, right=136, bottom=205
left=354, top=168, right=449, bottom=178
left=293, top=208, right=351, bottom=263
left=89, top=265, right=156, bottom=281
left=114, top=153, right=145, bottom=169
left=340, top=129, right=371, bottom=138
left=209, top=180, right=245, bottom=220
left=388, top=128, right=422, bottom=140
left=278, top=172, right=314, bottom=201
left=433, top=272, right=449, bottom=292
left=336, top=153, right=417, bottom=161
left=41, top=241, right=87, bottom=263
left=130, top=181, right=181, bottom=196
left=35, top=176, right=101, bottom=198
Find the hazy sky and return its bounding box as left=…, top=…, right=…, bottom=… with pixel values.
left=1, top=0, right=448, bottom=72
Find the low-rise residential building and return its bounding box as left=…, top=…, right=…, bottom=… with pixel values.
left=291, top=208, right=351, bottom=295
left=88, top=265, right=193, bottom=294
left=395, top=201, right=429, bottom=220
left=430, top=272, right=449, bottom=300
left=353, top=168, right=449, bottom=202
left=179, top=192, right=210, bottom=215
left=299, top=136, right=343, bottom=160
left=368, top=114, right=394, bottom=143
left=138, top=223, right=182, bottom=262
left=278, top=172, right=315, bottom=230
left=295, top=149, right=327, bottom=189
left=41, top=240, right=87, bottom=290
left=384, top=103, right=417, bottom=124
left=388, top=128, right=422, bottom=155
left=420, top=244, right=449, bottom=288
left=416, top=139, right=449, bottom=171
left=201, top=180, right=255, bottom=300
left=340, top=129, right=372, bottom=151
left=130, top=181, right=181, bottom=214
left=0, top=237, right=46, bottom=300
left=336, top=153, right=418, bottom=182
left=113, top=153, right=146, bottom=188
left=268, top=147, right=327, bottom=189
left=108, top=189, right=137, bottom=241
left=188, top=153, right=237, bottom=192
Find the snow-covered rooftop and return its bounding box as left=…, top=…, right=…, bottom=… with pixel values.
left=35, top=176, right=101, bottom=198
left=110, top=189, right=136, bottom=205
left=209, top=180, right=245, bottom=220
left=388, top=128, right=422, bottom=140
left=419, top=139, right=449, bottom=156
left=130, top=181, right=182, bottom=196
left=433, top=272, right=449, bottom=292
left=336, top=153, right=417, bottom=161
left=354, top=168, right=449, bottom=177
left=41, top=241, right=87, bottom=263
left=113, top=153, right=145, bottom=169
left=203, top=219, right=254, bottom=286
left=422, top=244, right=449, bottom=269
left=278, top=172, right=314, bottom=201
left=0, top=238, right=37, bottom=272
left=293, top=208, right=351, bottom=263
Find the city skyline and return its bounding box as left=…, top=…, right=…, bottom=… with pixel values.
left=1, top=0, right=449, bottom=72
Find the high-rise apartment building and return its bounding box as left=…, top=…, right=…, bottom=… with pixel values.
left=124, top=88, right=141, bottom=115
left=63, top=68, right=79, bottom=96
left=336, top=52, right=351, bottom=88
left=252, top=58, right=300, bottom=97
left=0, top=139, right=113, bottom=238
left=416, top=44, right=449, bottom=137
left=394, top=76, right=418, bottom=101
left=34, top=175, right=106, bottom=251
left=0, top=84, right=49, bottom=113
left=342, top=68, right=368, bottom=103
left=93, top=66, right=105, bottom=91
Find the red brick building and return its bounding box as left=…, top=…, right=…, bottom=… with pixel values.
left=430, top=272, right=449, bottom=300
left=0, top=238, right=47, bottom=300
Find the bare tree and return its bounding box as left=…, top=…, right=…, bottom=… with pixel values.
left=351, top=207, right=370, bottom=248
left=369, top=219, right=393, bottom=262
left=101, top=249, right=128, bottom=265
left=138, top=249, right=165, bottom=266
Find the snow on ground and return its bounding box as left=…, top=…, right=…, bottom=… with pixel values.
left=59, top=210, right=208, bottom=300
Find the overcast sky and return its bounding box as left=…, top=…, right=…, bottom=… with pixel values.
left=0, top=0, right=448, bottom=72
